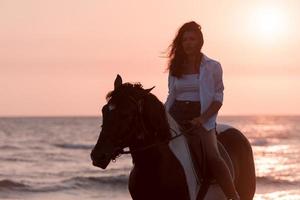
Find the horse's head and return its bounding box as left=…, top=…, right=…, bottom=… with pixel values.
left=90, top=74, right=171, bottom=169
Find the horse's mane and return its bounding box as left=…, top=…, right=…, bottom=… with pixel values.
left=105, top=82, right=172, bottom=141
left=105, top=82, right=144, bottom=102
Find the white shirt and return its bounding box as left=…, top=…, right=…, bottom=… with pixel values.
left=164, top=53, right=224, bottom=131
left=175, top=74, right=200, bottom=101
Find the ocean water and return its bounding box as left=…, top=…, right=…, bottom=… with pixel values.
left=0, top=116, right=299, bottom=200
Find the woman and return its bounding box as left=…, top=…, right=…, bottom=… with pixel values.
left=164, top=21, right=240, bottom=200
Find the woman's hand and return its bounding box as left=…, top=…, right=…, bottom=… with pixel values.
left=189, top=101, right=222, bottom=128
left=189, top=115, right=207, bottom=128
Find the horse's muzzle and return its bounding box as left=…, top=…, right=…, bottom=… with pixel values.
left=90, top=150, right=111, bottom=169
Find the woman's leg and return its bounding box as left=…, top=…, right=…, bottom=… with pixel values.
left=198, top=128, right=240, bottom=199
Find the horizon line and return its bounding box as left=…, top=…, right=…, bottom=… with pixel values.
left=0, top=114, right=300, bottom=118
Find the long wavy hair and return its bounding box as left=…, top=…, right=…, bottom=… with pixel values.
left=165, top=21, right=204, bottom=78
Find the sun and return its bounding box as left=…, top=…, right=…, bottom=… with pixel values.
left=248, top=6, right=288, bottom=42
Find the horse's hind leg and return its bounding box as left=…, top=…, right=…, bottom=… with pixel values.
left=217, top=128, right=256, bottom=200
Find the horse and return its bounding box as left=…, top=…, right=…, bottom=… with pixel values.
left=90, top=74, right=256, bottom=200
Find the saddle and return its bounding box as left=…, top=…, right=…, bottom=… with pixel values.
left=166, top=112, right=200, bottom=200
left=166, top=111, right=234, bottom=200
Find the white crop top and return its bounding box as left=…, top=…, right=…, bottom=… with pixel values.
left=175, top=74, right=200, bottom=101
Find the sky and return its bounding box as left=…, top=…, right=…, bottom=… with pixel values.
left=1, top=0, right=300, bottom=116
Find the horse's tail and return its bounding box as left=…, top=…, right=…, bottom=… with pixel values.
left=218, top=128, right=256, bottom=200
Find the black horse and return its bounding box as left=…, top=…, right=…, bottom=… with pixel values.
left=90, top=74, right=256, bottom=200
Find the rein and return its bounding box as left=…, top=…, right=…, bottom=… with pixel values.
left=118, top=126, right=196, bottom=155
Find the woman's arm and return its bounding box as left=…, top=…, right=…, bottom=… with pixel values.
left=190, top=101, right=222, bottom=126
left=190, top=62, right=224, bottom=126
left=164, top=72, right=175, bottom=109
left=212, top=62, right=224, bottom=103
left=199, top=101, right=222, bottom=122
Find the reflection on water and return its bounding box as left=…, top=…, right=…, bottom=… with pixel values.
left=219, top=116, right=300, bottom=199
left=255, top=190, right=300, bottom=200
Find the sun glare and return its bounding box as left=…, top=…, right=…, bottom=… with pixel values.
left=248, top=6, right=288, bottom=42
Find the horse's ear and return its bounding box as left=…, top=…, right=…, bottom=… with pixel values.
left=144, top=86, right=155, bottom=94
left=114, top=74, right=122, bottom=89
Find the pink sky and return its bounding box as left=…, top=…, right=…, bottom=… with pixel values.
left=1, top=0, right=300, bottom=116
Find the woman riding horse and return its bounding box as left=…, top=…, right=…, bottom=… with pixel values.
left=164, top=21, right=240, bottom=200
left=90, top=75, right=256, bottom=199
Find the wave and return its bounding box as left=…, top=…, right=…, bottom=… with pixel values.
left=0, top=179, right=29, bottom=190
left=251, top=139, right=269, bottom=146
left=53, top=143, right=94, bottom=150
left=256, top=176, right=300, bottom=185
left=0, top=175, right=128, bottom=192
left=62, top=175, right=128, bottom=187
left=2, top=175, right=299, bottom=193
left=62, top=175, right=297, bottom=188
left=0, top=145, right=21, bottom=150
left=0, top=157, right=34, bottom=162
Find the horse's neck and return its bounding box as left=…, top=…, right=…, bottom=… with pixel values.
left=130, top=140, right=170, bottom=169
